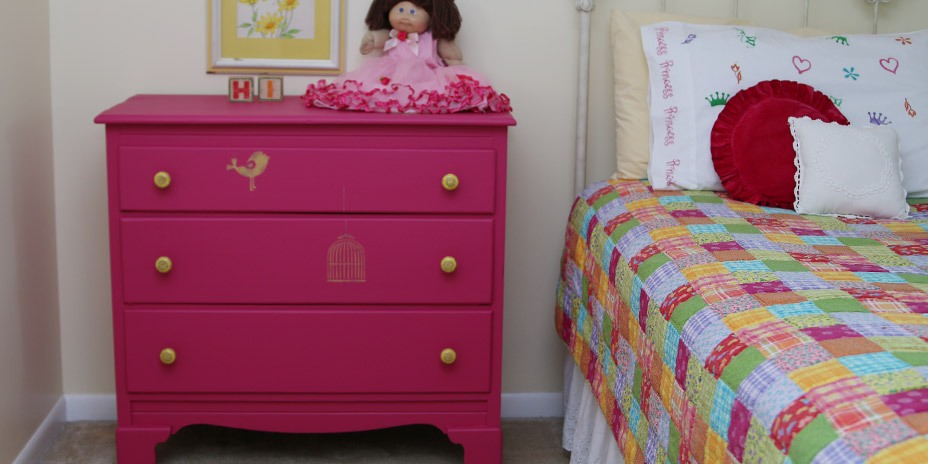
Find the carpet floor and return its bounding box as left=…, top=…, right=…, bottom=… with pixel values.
left=41, top=419, right=571, bottom=463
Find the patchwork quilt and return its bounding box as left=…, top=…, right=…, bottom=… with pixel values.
left=555, top=179, right=928, bottom=464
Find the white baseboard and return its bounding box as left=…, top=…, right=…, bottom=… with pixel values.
left=60, top=392, right=564, bottom=422
left=502, top=392, right=563, bottom=418
left=64, top=394, right=118, bottom=422
left=13, top=396, right=66, bottom=464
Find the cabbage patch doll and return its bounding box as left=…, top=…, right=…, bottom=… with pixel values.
left=302, top=0, right=511, bottom=113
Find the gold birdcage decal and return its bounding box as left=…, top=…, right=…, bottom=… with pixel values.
left=327, top=234, right=366, bottom=283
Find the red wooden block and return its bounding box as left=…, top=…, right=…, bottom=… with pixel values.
left=228, top=77, right=254, bottom=102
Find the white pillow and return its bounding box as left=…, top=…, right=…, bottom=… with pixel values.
left=789, top=117, right=909, bottom=219
left=640, top=22, right=928, bottom=195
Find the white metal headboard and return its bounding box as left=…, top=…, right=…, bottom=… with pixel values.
left=572, top=0, right=893, bottom=196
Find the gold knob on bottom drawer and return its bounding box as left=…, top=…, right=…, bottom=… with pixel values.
left=440, top=348, right=457, bottom=365
left=441, top=256, right=457, bottom=274
left=160, top=348, right=176, bottom=365
left=154, top=171, right=172, bottom=189
left=155, top=256, right=173, bottom=273
left=442, top=173, right=459, bottom=191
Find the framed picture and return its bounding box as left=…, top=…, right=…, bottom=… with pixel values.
left=208, top=0, right=344, bottom=74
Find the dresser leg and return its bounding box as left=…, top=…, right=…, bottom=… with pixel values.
left=447, top=427, right=502, bottom=464
left=116, top=426, right=172, bottom=464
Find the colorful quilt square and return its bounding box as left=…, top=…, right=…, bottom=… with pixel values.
left=702, top=241, right=745, bottom=252
left=789, top=360, right=857, bottom=391
left=809, top=439, right=861, bottom=464
left=693, top=233, right=736, bottom=245
left=812, top=297, right=870, bottom=313
left=724, top=261, right=772, bottom=272
left=900, top=411, right=928, bottom=434
left=734, top=235, right=783, bottom=252
left=867, top=437, right=928, bottom=464
left=742, top=281, right=793, bottom=294
left=737, top=360, right=787, bottom=411
left=710, top=294, right=764, bottom=317
left=838, top=352, right=910, bottom=376
left=869, top=336, right=928, bottom=352
left=784, top=314, right=843, bottom=330
left=738, top=320, right=809, bottom=357
left=775, top=343, right=833, bottom=372
left=843, top=418, right=918, bottom=458
left=748, top=249, right=794, bottom=261
left=807, top=376, right=877, bottom=413
left=803, top=236, right=845, bottom=246
left=785, top=279, right=838, bottom=292
left=862, top=370, right=928, bottom=395
left=882, top=388, right=928, bottom=417
left=800, top=324, right=864, bottom=342
left=768, top=302, right=824, bottom=319
left=855, top=272, right=909, bottom=284
left=723, top=308, right=776, bottom=332
left=754, top=291, right=808, bottom=306
left=753, top=375, right=806, bottom=430
left=712, top=250, right=758, bottom=262
left=733, top=271, right=780, bottom=284
left=819, top=337, right=884, bottom=357
left=825, top=396, right=900, bottom=434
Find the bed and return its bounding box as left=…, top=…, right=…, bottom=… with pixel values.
left=556, top=1, right=928, bottom=463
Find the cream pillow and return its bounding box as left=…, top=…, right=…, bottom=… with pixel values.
left=789, top=117, right=909, bottom=220
left=610, top=10, right=750, bottom=180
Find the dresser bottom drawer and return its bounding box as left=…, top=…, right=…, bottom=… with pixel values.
left=124, top=309, right=492, bottom=394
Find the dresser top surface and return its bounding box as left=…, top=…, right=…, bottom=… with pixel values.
left=95, top=94, right=516, bottom=127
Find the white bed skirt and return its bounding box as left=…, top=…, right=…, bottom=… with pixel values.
left=562, top=354, right=625, bottom=464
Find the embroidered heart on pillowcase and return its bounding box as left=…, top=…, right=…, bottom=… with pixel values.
left=793, top=56, right=812, bottom=74
left=880, top=57, right=900, bottom=74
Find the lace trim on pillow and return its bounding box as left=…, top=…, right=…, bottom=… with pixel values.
left=790, top=116, right=910, bottom=219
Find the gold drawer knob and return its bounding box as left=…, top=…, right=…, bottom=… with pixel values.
left=441, top=256, right=457, bottom=274
left=160, top=348, right=176, bottom=365
left=155, top=256, right=173, bottom=274
left=154, top=171, right=172, bottom=189
left=440, top=348, right=457, bottom=365
left=442, top=173, right=459, bottom=191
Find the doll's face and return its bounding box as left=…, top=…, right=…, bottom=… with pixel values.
left=388, top=1, right=430, bottom=34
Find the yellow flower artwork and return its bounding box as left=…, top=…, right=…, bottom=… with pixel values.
left=238, top=0, right=314, bottom=39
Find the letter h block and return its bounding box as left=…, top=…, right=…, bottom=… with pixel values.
left=228, top=77, right=255, bottom=103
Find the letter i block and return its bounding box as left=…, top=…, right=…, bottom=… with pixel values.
left=228, top=77, right=254, bottom=102
left=258, top=77, right=284, bottom=102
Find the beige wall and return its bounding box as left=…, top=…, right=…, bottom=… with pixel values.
left=0, top=1, right=63, bottom=462
left=48, top=0, right=928, bottom=401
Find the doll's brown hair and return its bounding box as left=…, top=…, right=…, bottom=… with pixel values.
left=365, top=0, right=462, bottom=40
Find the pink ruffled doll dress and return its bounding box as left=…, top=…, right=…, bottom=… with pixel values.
left=303, top=30, right=511, bottom=113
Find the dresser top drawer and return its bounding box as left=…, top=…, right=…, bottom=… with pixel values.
left=118, top=147, right=496, bottom=213
left=95, top=95, right=516, bottom=127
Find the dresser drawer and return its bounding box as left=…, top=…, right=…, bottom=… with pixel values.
left=120, top=216, right=494, bottom=304
left=124, top=309, right=492, bottom=393
left=118, top=147, right=496, bottom=213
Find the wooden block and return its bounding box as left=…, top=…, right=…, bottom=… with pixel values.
left=228, top=77, right=254, bottom=102
left=258, top=77, right=284, bottom=102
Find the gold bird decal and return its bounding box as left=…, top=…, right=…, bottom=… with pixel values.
left=227, top=151, right=270, bottom=191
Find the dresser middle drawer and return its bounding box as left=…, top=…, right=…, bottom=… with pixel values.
left=119, top=147, right=496, bottom=213
left=120, top=216, right=494, bottom=305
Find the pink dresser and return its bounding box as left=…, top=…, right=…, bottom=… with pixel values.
left=95, top=95, right=515, bottom=463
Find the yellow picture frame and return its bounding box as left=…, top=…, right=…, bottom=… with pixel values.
left=208, top=0, right=344, bottom=74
